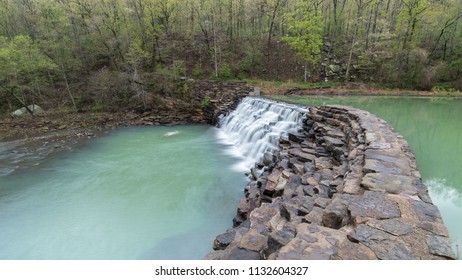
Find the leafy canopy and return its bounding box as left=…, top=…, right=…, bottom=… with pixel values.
left=282, top=1, right=324, bottom=66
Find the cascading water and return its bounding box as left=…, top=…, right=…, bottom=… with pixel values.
left=217, top=97, right=308, bottom=170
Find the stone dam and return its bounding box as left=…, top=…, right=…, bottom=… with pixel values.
left=206, top=97, right=455, bottom=260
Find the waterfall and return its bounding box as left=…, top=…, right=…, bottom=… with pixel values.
left=217, top=97, right=308, bottom=171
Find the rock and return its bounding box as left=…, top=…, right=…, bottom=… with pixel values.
left=335, top=238, right=378, bottom=260
left=302, top=206, right=324, bottom=225
left=303, top=162, right=316, bottom=174
left=350, top=224, right=416, bottom=260
left=347, top=148, right=357, bottom=160
left=249, top=87, right=261, bottom=96
left=290, top=162, right=305, bottom=175
left=262, top=152, right=275, bottom=166
left=278, top=159, right=290, bottom=169
left=233, top=214, right=246, bottom=227
left=288, top=133, right=304, bottom=143
left=277, top=224, right=375, bottom=260
left=227, top=247, right=261, bottom=260
left=328, top=64, right=341, bottom=74
left=267, top=169, right=282, bottom=183
left=314, top=157, right=333, bottom=170
left=250, top=167, right=262, bottom=180
left=411, top=200, right=443, bottom=222
left=322, top=195, right=353, bottom=229
left=277, top=225, right=336, bottom=259
left=237, top=198, right=251, bottom=217
left=214, top=230, right=237, bottom=250
left=363, top=158, right=412, bottom=176
left=316, top=169, right=334, bottom=181
left=263, top=181, right=276, bottom=196
left=295, top=196, right=315, bottom=215
left=274, top=177, right=288, bottom=196
left=289, top=148, right=316, bottom=162
left=361, top=173, right=419, bottom=195
left=349, top=191, right=401, bottom=220
left=323, top=136, right=344, bottom=147
left=300, top=184, right=317, bottom=197
left=342, top=177, right=362, bottom=195
left=426, top=235, right=455, bottom=259
left=418, top=221, right=449, bottom=237
left=239, top=229, right=268, bottom=252
left=11, top=105, right=45, bottom=116
left=314, top=197, right=331, bottom=209
left=249, top=199, right=282, bottom=235
left=282, top=170, right=295, bottom=179
left=247, top=186, right=261, bottom=210
left=314, top=183, right=330, bottom=198
left=303, top=175, right=318, bottom=186
left=264, top=227, right=296, bottom=257
left=280, top=203, right=297, bottom=221
left=282, top=175, right=301, bottom=198
left=367, top=219, right=414, bottom=236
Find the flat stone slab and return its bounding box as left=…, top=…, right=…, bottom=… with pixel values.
left=351, top=224, right=416, bottom=260
left=364, top=158, right=412, bottom=176
left=411, top=200, right=443, bottom=222
left=277, top=224, right=377, bottom=260
left=323, top=136, right=345, bottom=147
left=426, top=235, right=455, bottom=259
left=367, top=218, right=414, bottom=236
left=361, top=173, right=419, bottom=195
left=239, top=229, right=268, bottom=252
left=349, top=191, right=401, bottom=220
left=289, top=148, right=316, bottom=162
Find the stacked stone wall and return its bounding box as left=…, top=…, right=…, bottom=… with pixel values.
left=206, top=105, right=455, bottom=260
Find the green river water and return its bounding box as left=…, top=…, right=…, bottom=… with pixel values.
left=273, top=95, right=462, bottom=254
left=0, top=125, right=246, bottom=259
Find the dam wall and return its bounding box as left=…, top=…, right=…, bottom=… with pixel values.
left=207, top=102, right=455, bottom=260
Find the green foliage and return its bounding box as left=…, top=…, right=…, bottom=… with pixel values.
left=172, top=60, right=186, bottom=77
left=0, top=0, right=462, bottom=114
left=180, top=82, right=189, bottom=95
left=218, top=63, right=233, bottom=79
left=200, top=97, right=210, bottom=109
left=127, top=39, right=151, bottom=69
left=192, top=64, right=203, bottom=78
left=282, top=2, right=324, bottom=67
left=0, top=35, right=57, bottom=108
left=0, top=35, right=56, bottom=80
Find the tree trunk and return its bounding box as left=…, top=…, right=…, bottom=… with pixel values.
left=61, top=64, right=77, bottom=111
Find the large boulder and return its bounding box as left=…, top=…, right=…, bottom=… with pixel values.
left=11, top=105, right=45, bottom=116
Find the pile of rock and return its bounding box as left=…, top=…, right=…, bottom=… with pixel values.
left=206, top=105, right=455, bottom=260
left=136, top=81, right=252, bottom=126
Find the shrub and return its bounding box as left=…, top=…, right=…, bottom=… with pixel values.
left=200, top=97, right=210, bottom=109
left=219, top=63, right=233, bottom=79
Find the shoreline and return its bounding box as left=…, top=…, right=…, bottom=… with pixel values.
left=248, top=81, right=462, bottom=97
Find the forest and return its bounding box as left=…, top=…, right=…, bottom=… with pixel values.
left=1, top=0, right=461, bottom=114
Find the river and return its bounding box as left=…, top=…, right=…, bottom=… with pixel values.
left=0, top=125, right=247, bottom=259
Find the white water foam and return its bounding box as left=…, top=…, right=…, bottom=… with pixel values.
left=216, top=97, right=308, bottom=171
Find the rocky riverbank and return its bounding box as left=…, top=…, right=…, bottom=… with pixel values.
left=206, top=104, right=455, bottom=260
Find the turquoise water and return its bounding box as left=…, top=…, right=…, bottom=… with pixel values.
left=0, top=125, right=246, bottom=259
left=272, top=95, right=462, bottom=254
